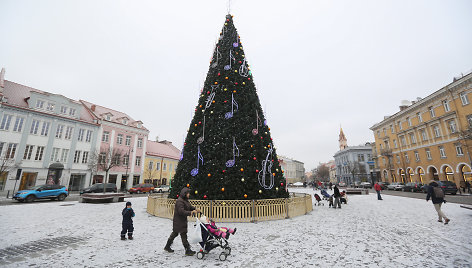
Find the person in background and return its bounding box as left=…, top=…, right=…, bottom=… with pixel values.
left=333, top=184, right=341, bottom=209
left=426, top=180, right=450, bottom=225
left=374, top=181, right=383, bottom=200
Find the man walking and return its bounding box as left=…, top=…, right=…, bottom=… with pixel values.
left=426, top=181, right=450, bottom=224
left=374, top=181, right=383, bottom=200
left=333, top=184, right=341, bottom=209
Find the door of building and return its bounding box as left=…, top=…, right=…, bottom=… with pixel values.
left=121, top=175, right=128, bottom=191
left=19, top=172, right=37, bottom=190
left=69, top=174, right=85, bottom=191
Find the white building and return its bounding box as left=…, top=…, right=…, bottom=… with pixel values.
left=278, top=155, right=305, bottom=184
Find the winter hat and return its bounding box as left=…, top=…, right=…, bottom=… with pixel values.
left=126, top=201, right=132, bottom=206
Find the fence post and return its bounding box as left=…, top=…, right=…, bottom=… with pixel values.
left=251, top=199, right=255, bottom=223
left=285, top=198, right=289, bottom=219
left=210, top=200, right=213, bottom=219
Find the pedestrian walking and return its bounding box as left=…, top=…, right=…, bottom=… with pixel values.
left=329, top=182, right=333, bottom=190
left=466, top=180, right=471, bottom=194
left=333, top=184, right=341, bottom=209
left=374, top=182, right=383, bottom=200
left=121, top=201, right=135, bottom=240
left=426, top=181, right=450, bottom=224
left=459, top=180, right=466, bottom=194
left=164, top=187, right=201, bottom=256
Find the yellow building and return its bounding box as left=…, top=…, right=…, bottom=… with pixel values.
left=144, top=140, right=180, bottom=186
left=370, top=72, right=472, bottom=187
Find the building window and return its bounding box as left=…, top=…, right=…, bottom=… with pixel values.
left=385, top=141, right=390, bottom=149
left=56, top=124, right=64, bottom=138
left=439, top=146, right=446, bottom=158
left=400, top=136, right=406, bottom=146
left=383, top=128, right=387, bottom=136
left=135, top=156, right=141, bottom=166
left=163, top=163, right=167, bottom=171
left=468, top=114, right=472, bottom=128
left=113, top=154, right=121, bottom=165
left=358, top=154, right=365, bottom=162
left=148, top=161, right=153, bottom=170
left=41, top=122, right=50, bottom=136
left=448, top=120, right=457, bottom=134
left=6, top=143, right=17, bottom=158
left=396, top=155, right=400, bottom=164
left=407, top=117, right=411, bottom=127
left=460, top=92, right=469, bottom=105
left=46, top=102, right=55, bottom=111
left=102, top=131, right=109, bottom=142
left=86, top=130, right=93, bottom=142
left=404, top=153, right=410, bottom=163
left=398, top=121, right=402, bottom=130
left=456, top=144, right=464, bottom=156
left=426, top=149, right=432, bottom=160
left=82, top=151, right=89, bottom=163
left=117, top=134, right=123, bottom=145
left=443, top=100, right=450, bottom=112
left=78, top=129, right=85, bottom=141
left=382, top=158, right=386, bottom=166
left=35, top=146, right=45, bottom=161
left=30, top=119, right=40, bottom=134
left=414, top=151, right=420, bottom=162
left=51, top=148, right=60, bottom=162
left=126, top=136, right=131, bottom=146
left=23, top=145, right=34, bottom=160
left=379, top=143, right=383, bottom=150
left=393, top=139, right=398, bottom=148
left=13, top=117, right=24, bottom=132
left=433, top=125, right=441, bottom=138
left=409, top=133, right=416, bottom=144
left=69, top=108, right=76, bottom=116
left=123, top=155, right=129, bottom=166
left=137, top=138, right=143, bottom=148
left=99, top=153, right=106, bottom=164
left=36, top=100, right=44, bottom=109
left=74, top=151, right=81, bottom=163
left=105, top=114, right=111, bottom=121
left=123, top=119, right=128, bottom=125
left=61, top=106, right=67, bottom=114
left=420, top=129, right=428, bottom=141
left=60, top=149, right=69, bottom=163
left=0, top=114, right=12, bottom=130
left=390, top=124, right=394, bottom=133
left=429, top=107, right=435, bottom=118
left=417, top=112, right=422, bottom=123
left=65, top=126, right=73, bottom=140
left=156, top=162, right=160, bottom=171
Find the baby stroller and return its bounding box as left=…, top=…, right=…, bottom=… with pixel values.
left=194, top=217, right=232, bottom=261
left=313, top=193, right=324, bottom=206
left=320, top=189, right=330, bottom=200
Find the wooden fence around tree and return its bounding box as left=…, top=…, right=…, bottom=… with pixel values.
left=146, top=192, right=313, bottom=222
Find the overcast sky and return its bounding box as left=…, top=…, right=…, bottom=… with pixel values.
left=1, top=0, right=471, bottom=171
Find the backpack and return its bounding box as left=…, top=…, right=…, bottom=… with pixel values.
left=433, top=186, right=444, bottom=199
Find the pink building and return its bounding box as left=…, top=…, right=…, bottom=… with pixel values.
left=80, top=100, right=149, bottom=190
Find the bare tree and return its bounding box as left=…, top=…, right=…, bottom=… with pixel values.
left=315, top=164, right=330, bottom=182
left=145, top=164, right=157, bottom=183
left=87, top=150, right=100, bottom=187
left=90, top=146, right=123, bottom=193
left=346, top=161, right=360, bottom=185
left=0, top=156, right=18, bottom=182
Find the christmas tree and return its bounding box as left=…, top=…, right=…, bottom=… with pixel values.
left=170, top=14, right=289, bottom=200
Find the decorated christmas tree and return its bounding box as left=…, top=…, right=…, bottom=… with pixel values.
left=170, top=14, right=289, bottom=200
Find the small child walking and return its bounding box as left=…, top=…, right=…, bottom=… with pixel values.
left=121, top=201, right=135, bottom=240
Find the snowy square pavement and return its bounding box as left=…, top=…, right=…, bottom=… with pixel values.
left=1, top=188, right=471, bottom=268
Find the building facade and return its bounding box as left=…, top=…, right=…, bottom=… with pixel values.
left=143, top=140, right=180, bottom=186
left=370, top=72, right=472, bottom=186
left=80, top=100, right=149, bottom=191
left=0, top=78, right=100, bottom=193
left=334, top=143, right=374, bottom=185
left=278, top=155, right=305, bottom=184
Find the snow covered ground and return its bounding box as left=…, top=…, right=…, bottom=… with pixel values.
left=1, top=188, right=471, bottom=267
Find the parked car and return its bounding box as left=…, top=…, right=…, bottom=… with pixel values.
left=360, top=182, right=372, bottom=189
left=154, top=185, right=170, bottom=193
left=13, top=184, right=68, bottom=203
left=353, top=181, right=361, bottom=188
left=339, top=182, right=346, bottom=187
left=438, top=181, right=458, bottom=195
left=387, top=182, right=405, bottom=191
left=80, top=183, right=117, bottom=194
left=128, top=183, right=155, bottom=194
left=403, top=182, right=424, bottom=192
left=378, top=182, right=389, bottom=190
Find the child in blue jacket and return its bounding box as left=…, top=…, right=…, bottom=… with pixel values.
left=121, top=201, right=135, bottom=240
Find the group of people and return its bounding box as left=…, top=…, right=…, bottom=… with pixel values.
left=459, top=180, right=471, bottom=194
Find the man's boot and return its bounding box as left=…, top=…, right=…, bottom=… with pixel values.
left=164, top=240, right=174, bottom=253
left=185, top=247, right=196, bottom=256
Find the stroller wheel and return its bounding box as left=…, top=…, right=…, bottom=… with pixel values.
left=224, top=247, right=231, bottom=255
left=197, top=251, right=204, bottom=259
left=219, top=252, right=227, bottom=261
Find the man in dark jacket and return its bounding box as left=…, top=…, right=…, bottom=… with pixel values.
left=333, top=185, right=341, bottom=209
left=164, top=187, right=201, bottom=256
left=121, top=201, right=135, bottom=240
left=426, top=181, right=450, bottom=224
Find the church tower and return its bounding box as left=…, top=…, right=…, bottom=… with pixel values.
left=339, top=127, right=347, bottom=150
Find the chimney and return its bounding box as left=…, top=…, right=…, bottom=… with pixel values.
left=0, top=68, right=5, bottom=90
left=91, top=104, right=96, bottom=111
left=399, top=100, right=411, bottom=111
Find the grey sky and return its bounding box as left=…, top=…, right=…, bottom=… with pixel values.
left=1, top=0, right=471, bottom=171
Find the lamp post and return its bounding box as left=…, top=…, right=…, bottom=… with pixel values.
left=123, top=147, right=133, bottom=192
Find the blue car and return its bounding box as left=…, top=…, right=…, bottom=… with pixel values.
left=14, top=184, right=68, bottom=203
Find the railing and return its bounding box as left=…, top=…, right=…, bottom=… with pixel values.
left=146, top=192, right=313, bottom=222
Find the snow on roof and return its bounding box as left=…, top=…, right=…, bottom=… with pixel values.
left=146, top=140, right=181, bottom=160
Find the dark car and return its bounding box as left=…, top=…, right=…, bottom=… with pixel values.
left=378, top=182, right=389, bottom=190
left=438, top=181, right=458, bottom=195
left=80, top=183, right=117, bottom=194
left=403, top=182, right=424, bottom=192
left=128, top=183, right=155, bottom=194
left=13, top=184, right=68, bottom=203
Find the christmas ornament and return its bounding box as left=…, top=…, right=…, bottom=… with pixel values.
left=221, top=188, right=225, bottom=192
left=259, top=190, right=262, bottom=194
left=195, top=190, right=198, bottom=194
left=241, top=178, right=245, bottom=182
left=244, top=194, right=247, bottom=198
left=258, top=145, right=275, bottom=189
left=204, top=195, right=207, bottom=199
left=190, top=145, right=204, bottom=176
left=226, top=137, right=239, bottom=167
left=187, top=184, right=190, bottom=187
